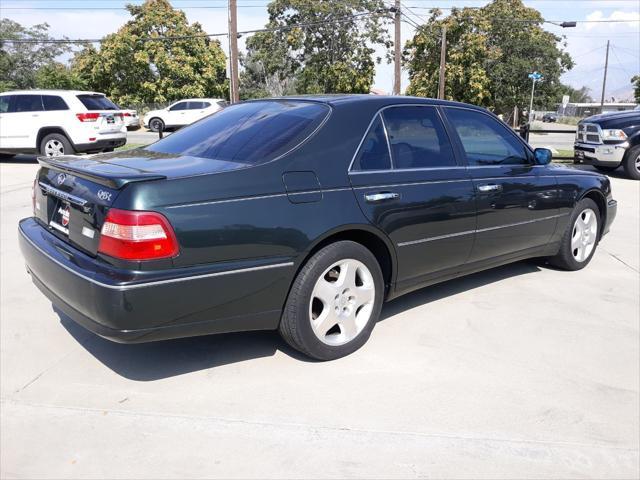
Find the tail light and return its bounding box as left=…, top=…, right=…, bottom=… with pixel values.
left=76, top=112, right=100, bottom=122
left=123, top=112, right=131, bottom=117
left=98, top=209, right=179, bottom=261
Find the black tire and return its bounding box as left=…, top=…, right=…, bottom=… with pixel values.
left=622, top=145, right=640, bottom=180
left=39, top=133, right=74, bottom=157
left=594, top=165, right=618, bottom=173
left=279, top=241, right=384, bottom=361
left=547, top=198, right=601, bottom=271
left=148, top=117, right=164, bottom=133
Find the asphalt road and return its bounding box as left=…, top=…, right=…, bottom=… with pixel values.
left=1, top=159, right=638, bottom=479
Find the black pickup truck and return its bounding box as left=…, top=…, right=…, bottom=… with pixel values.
left=574, top=109, right=640, bottom=180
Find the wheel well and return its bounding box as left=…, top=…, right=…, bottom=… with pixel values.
left=36, top=127, right=71, bottom=150
left=299, top=229, right=394, bottom=292
left=581, top=190, right=607, bottom=237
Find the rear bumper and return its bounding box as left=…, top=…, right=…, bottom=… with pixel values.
left=75, top=137, right=127, bottom=153
left=19, top=218, right=292, bottom=343
left=575, top=142, right=628, bottom=167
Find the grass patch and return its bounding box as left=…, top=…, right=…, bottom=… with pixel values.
left=116, top=143, right=145, bottom=151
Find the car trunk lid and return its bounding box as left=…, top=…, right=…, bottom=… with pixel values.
left=35, top=155, right=167, bottom=256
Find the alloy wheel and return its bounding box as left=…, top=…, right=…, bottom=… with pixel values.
left=44, top=139, right=64, bottom=157
left=571, top=208, right=598, bottom=262
left=635, top=153, right=640, bottom=174
left=309, top=259, right=375, bottom=346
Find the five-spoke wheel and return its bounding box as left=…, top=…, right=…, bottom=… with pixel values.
left=279, top=241, right=384, bottom=360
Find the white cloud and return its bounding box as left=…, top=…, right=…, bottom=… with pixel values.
left=584, top=9, right=640, bottom=30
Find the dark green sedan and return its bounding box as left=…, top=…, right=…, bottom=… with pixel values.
left=19, top=95, right=617, bottom=360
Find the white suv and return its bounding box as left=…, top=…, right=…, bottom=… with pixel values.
left=143, top=98, right=227, bottom=132
left=0, top=90, right=127, bottom=157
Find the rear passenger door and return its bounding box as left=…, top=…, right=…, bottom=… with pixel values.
left=349, top=105, right=476, bottom=291
left=4, top=94, right=45, bottom=149
left=443, top=107, right=559, bottom=263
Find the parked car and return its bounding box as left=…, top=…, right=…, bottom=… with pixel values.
left=574, top=110, right=640, bottom=180
left=143, top=98, right=226, bottom=132
left=119, top=108, right=140, bottom=130
left=542, top=113, right=557, bottom=123
left=0, top=90, right=127, bottom=158
left=19, top=96, right=617, bottom=360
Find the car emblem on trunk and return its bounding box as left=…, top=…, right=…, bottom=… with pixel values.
left=97, top=190, right=112, bottom=202
left=59, top=205, right=70, bottom=227
left=57, top=173, right=66, bottom=185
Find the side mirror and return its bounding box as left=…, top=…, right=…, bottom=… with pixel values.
left=534, top=148, right=552, bottom=165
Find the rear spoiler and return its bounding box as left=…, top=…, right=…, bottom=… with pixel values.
left=38, top=157, right=166, bottom=189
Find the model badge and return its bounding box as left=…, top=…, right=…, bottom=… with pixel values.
left=97, top=190, right=112, bottom=202
left=56, top=173, right=66, bottom=185
left=59, top=205, right=70, bottom=227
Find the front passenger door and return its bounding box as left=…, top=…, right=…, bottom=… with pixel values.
left=444, top=107, right=558, bottom=263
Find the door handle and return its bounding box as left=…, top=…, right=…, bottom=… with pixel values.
left=477, top=184, right=502, bottom=193
left=365, top=192, right=400, bottom=203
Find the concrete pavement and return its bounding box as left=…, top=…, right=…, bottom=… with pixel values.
left=1, top=159, right=638, bottom=478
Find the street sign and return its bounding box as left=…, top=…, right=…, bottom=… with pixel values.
left=528, top=71, right=543, bottom=81
left=562, top=95, right=570, bottom=108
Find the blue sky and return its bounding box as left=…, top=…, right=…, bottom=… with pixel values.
left=1, top=0, right=639, bottom=100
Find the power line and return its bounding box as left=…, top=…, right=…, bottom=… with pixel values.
left=0, top=11, right=384, bottom=44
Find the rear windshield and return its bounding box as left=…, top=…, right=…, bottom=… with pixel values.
left=145, top=100, right=330, bottom=165
left=77, top=94, right=119, bottom=111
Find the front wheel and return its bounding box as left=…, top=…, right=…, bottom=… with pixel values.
left=279, top=241, right=384, bottom=360
left=622, top=145, right=640, bottom=180
left=547, top=198, right=600, bottom=271
left=148, top=117, right=165, bottom=133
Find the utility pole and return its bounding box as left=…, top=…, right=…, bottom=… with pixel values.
left=600, top=40, right=610, bottom=110
left=438, top=25, right=447, bottom=99
left=228, top=0, right=240, bottom=103
left=393, top=0, right=401, bottom=95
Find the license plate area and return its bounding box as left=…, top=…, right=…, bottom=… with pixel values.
left=49, top=198, right=70, bottom=236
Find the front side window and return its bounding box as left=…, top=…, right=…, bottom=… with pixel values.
left=77, top=94, right=118, bottom=111
left=382, top=106, right=456, bottom=169
left=351, top=115, right=392, bottom=171
left=146, top=100, right=330, bottom=165
left=169, top=102, right=188, bottom=111
left=12, top=95, right=43, bottom=113
left=42, top=95, right=69, bottom=111
left=445, top=108, right=530, bottom=166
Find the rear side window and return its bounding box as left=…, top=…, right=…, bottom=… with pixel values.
left=445, top=108, right=530, bottom=166
left=146, top=100, right=330, bottom=165
left=382, top=106, right=455, bottom=169
left=11, top=95, right=43, bottom=112
left=188, top=101, right=205, bottom=109
left=0, top=96, right=11, bottom=113
left=351, top=115, right=392, bottom=171
left=42, top=95, right=69, bottom=111
left=76, top=94, right=118, bottom=111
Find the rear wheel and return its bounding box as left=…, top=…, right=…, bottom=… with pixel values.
left=594, top=165, right=618, bottom=173
left=148, top=117, right=164, bottom=133
left=622, top=145, right=640, bottom=180
left=547, top=198, right=600, bottom=271
left=40, top=133, right=74, bottom=157
left=279, top=241, right=384, bottom=360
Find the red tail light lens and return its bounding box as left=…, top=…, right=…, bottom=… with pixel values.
left=98, top=209, right=179, bottom=261
left=76, top=112, right=100, bottom=122
left=123, top=112, right=131, bottom=117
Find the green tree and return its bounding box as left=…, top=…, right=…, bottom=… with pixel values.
left=243, top=0, right=391, bottom=96
left=72, top=0, right=228, bottom=106
left=404, top=0, right=574, bottom=114
left=559, top=84, right=593, bottom=104
left=632, top=75, right=640, bottom=103
left=34, top=62, right=87, bottom=90
left=0, top=19, right=71, bottom=91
